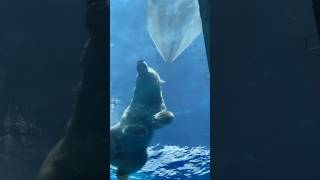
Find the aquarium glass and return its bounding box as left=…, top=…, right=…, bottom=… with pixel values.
left=110, top=0, right=210, bottom=179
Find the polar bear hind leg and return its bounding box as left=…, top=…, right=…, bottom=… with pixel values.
left=116, top=149, right=148, bottom=180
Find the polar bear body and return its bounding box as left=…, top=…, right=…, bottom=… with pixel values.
left=110, top=60, right=174, bottom=179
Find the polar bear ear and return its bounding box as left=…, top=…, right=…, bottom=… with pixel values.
left=160, top=79, right=166, bottom=83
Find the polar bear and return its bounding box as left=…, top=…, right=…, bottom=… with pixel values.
left=110, top=60, right=174, bottom=180
left=36, top=1, right=108, bottom=179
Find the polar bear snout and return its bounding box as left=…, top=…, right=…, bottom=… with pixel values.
left=137, top=60, right=148, bottom=74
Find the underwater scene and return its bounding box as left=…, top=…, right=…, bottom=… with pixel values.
left=110, top=0, right=210, bottom=179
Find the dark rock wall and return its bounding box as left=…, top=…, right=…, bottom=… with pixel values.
left=211, top=0, right=320, bottom=179
left=198, top=0, right=212, bottom=74
left=0, top=1, right=88, bottom=180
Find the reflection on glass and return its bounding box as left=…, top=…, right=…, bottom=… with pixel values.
left=110, top=0, right=210, bottom=179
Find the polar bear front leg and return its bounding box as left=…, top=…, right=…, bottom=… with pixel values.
left=151, top=110, right=174, bottom=129
left=121, top=125, right=149, bottom=137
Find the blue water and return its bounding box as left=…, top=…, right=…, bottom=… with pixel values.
left=110, top=145, right=210, bottom=180
left=110, top=0, right=210, bottom=179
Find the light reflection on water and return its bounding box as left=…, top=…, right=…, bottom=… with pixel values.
left=110, top=144, right=210, bottom=180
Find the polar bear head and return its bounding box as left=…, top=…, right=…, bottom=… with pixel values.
left=133, top=60, right=165, bottom=106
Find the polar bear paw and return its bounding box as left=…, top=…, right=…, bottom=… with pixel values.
left=152, top=110, right=174, bottom=129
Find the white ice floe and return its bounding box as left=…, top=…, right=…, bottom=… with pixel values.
left=147, top=0, right=203, bottom=63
